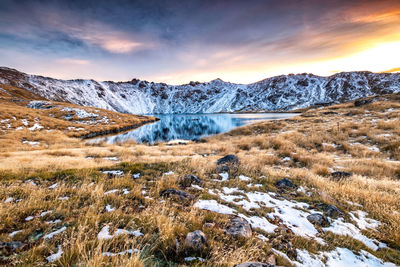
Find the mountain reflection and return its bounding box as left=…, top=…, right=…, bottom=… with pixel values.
left=92, top=113, right=297, bottom=144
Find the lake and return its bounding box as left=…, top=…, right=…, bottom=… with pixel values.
left=90, top=113, right=298, bottom=144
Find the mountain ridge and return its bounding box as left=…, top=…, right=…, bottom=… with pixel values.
left=0, top=67, right=399, bottom=114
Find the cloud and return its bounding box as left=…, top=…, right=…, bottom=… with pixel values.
left=57, top=58, right=90, bottom=65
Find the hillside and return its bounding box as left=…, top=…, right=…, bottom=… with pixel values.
left=0, top=94, right=399, bottom=266
left=0, top=83, right=157, bottom=151
left=1, top=67, right=399, bottom=114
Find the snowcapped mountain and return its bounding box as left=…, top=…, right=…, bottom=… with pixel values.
left=0, top=67, right=399, bottom=114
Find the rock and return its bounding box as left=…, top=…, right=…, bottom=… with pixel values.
left=354, top=98, right=373, bottom=107
left=275, top=178, right=296, bottom=189
left=0, top=241, right=25, bottom=255
left=179, top=174, right=202, bottom=188
left=216, top=165, right=230, bottom=173
left=204, top=222, right=215, bottom=228
left=216, top=155, right=240, bottom=178
left=226, top=217, right=252, bottom=238
left=316, top=203, right=343, bottom=218
left=330, top=171, right=352, bottom=180
left=217, top=155, right=240, bottom=166
left=234, top=262, right=274, bottom=267
left=160, top=189, right=194, bottom=202
left=306, top=213, right=330, bottom=227
left=184, top=230, right=207, bottom=251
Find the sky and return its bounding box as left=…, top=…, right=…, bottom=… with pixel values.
left=0, top=0, right=399, bottom=84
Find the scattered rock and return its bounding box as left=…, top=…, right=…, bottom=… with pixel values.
left=323, top=111, right=338, bottom=115
left=159, top=189, right=194, bottom=202
left=316, top=203, right=343, bottom=218
left=216, top=155, right=240, bottom=178
left=275, top=178, right=296, bottom=189
left=184, top=230, right=207, bottom=251
left=179, top=174, right=202, bottom=188
left=306, top=213, right=330, bottom=227
left=204, top=222, right=215, bottom=228
left=354, top=98, right=373, bottom=107
left=331, top=171, right=352, bottom=180
left=0, top=241, right=25, bottom=255
left=234, top=263, right=274, bottom=267
left=226, top=217, right=252, bottom=238
left=217, top=155, right=240, bottom=166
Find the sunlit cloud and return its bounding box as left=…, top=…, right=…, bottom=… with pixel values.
left=57, top=58, right=90, bottom=65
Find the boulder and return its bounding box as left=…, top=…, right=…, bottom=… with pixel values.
left=179, top=174, right=202, bottom=188
left=217, top=155, right=240, bottom=166
left=316, top=203, right=343, bottom=218
left=226, top=217, right=252, bottom=238
left=275, top=178, right=296, bottom=189
left=354, top=98, right=373, bottom=107
left=306, top=213, right=330, bottom=227
left=184, top=230, right=207, bottom=251
left=160, top=189, right=194, bottom=202
left=234, top=262, right=274, bottom=267
left=330, top=171, right=352, bottom=180
left=216, top=155, right=240, bottom=178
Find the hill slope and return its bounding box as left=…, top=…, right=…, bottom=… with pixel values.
left=1, top=67, right=399, bottom=114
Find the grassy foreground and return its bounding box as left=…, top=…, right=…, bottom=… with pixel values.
left=0, top=94, right=400, bottom=266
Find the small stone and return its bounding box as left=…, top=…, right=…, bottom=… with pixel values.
left=0, top=241, right=25, bottom=255
left=184, top=230, right=207, bottom=251
left=204, top=222, right=215, bottom=228
left=316, top=203, right=343, bottom=218
left=216, top=155, right=240, bottom=178
left=330, top=171, right=352, bottom=180
left=306, top=213, right=330, bottom=227
left=160, top=189, right=194, bottom=202
left=275, top=178, right=296, bottom=189
left=354, top=98, right=373, bottom=107
left=226, top=217, right=252, bottom=238
left=179, top=174, right=202, bottom=188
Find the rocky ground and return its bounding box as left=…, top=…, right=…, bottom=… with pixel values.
left=0, top=94, right=400, bottom=266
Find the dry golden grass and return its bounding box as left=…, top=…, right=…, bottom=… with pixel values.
left=1, top=93, right=400, bottom=265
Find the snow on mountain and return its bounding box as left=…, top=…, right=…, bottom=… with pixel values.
left=0, top=67, right=399, bottom=114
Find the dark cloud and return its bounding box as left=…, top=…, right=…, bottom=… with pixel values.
left=0, top=0, right=399, bottom=82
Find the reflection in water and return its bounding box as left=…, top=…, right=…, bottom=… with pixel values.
left=91, top=113, right=297, bottom=144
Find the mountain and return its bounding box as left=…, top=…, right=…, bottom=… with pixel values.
left=1, top=67, right=399, bottom=114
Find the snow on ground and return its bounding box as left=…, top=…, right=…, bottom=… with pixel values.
left=219, top=172, right=229, bottom=181
left=46, top=245, right=63, bottom=263
left=9, top=230, right=22, bottom=237
left=163, top=171, right=174, bottom=175
left=40, top=210, right=53, bottom=217
left=48, top=183, right=58, bottom=189
left=296, top=248, right=396, bottom=267
left=191, top=185, right=203, bottom=190
left=4, top=197, right=13, bottom=203
left=238, top=175, right=251, bottom=181
left=195, top=187, right=388, bottom=251
left=22, top=140, right=40, bottom=146
left=28, top=123, right=44, bottom=131
left=97, top=225, right=143, bottom=240
left=349, top=210, right=380, bottom=230
left=322, top=218, right=385, bottom=251
left=61, top=107, right=99, bottom=118
left=193, top=200, right=236, bottom=215
left=133, top=173, right=140, bottom=179
left=184, top=257, right=206, bottom=262
left=102, top=249, right=139, bottom=257
left=43, top=226, right=67, bottom=239
left=104, top=189, right=119, bottom=195
left=105, top=204, right=115, bottom=212
left=102, top=170, right=124, bottom=176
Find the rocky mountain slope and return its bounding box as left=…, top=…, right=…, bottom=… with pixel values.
left=0, top=67, right=399, bottom=114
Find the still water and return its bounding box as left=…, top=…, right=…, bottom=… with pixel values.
left=91, top=113, right=298, bottom=144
